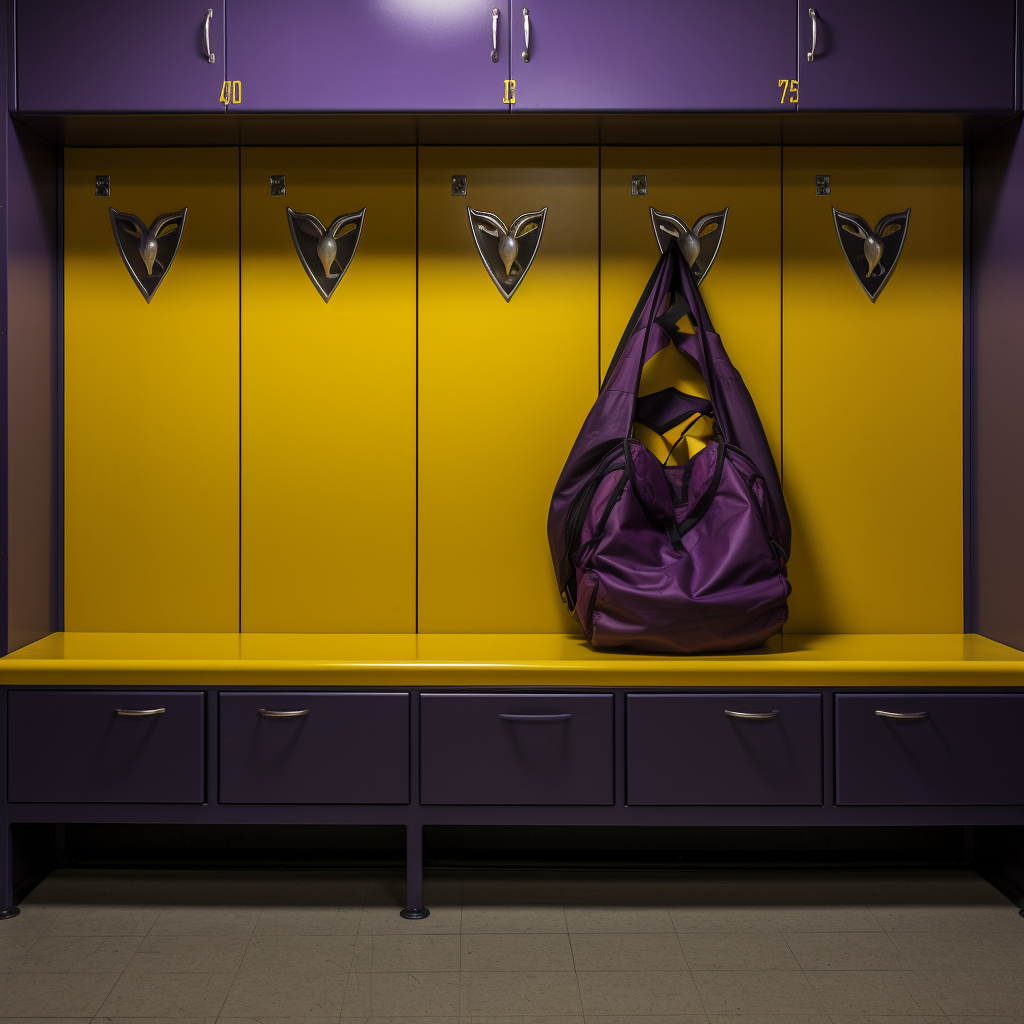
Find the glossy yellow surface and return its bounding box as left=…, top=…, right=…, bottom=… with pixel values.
left=240, top=149, right=416, bottom=632
left=417, top=148, right=599, bottom=633
left=2, top=633, right=1021, bottom=688
left=783, top=148, right=963, bottom=633
left=601, top=147, right=782, bottom=469
left=64, top=149, right=239, bottom=631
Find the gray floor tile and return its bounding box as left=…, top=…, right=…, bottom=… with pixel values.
left=783, top=930, right=907, bottom=970
left=945, top=1017, right=1024, bottom=1023
left=236, top=933, right=356, bottom=973
left=0, top=973, right=120, bottom=1017
left=128, top=935, right=249, bottom=974
left=358, top=908, right=462, bottom=935
left=217, top=1018, right=340, bottom=1024
left=804, top=970, right=944, bottom=1016
left=97, top=972, right=235, bottom=1018
left=254, top=907, right=364, bottom=935
left=43, top=907, right=162, bottom=937
left=586, top=1016, right=707, bottom=1024
left=94, top=1018, right=218, bottom=1024
left=705, top=1016, right=830, bottom=1024
left=564, top=908, right=674, bottom=933
left=0, top=935, right=142, bottom=973
left=669, top=907, right=779, bottom=932
left=691, top=970, right=825, bottom=1016
left=770, top=905, right=883, bottom=931
left=827, top=1017, right=948, bottom=1024
left=466, top=1017, right=583, bottom=1024
left=678, top=931, right=799, bottom=971
left=461, top=933, right=574, bottom=972
left=890, top=929, right=1024, bottom=970
left=371, top=972, right=461, bottom=1016
left=916, top=969, right=1024, bottom=1016
left=219, top=971, right=351, bottom=1016
left=460, top=906, right=567, bottom=933
left=461, top=972, right=583, bottom=1015
left=570, top=933, right=686, bottom=972
left=148, top=909, right=261, bottom=938
left=339, top=971, right=371, bottom=1017
left=870, top=904, right=1024, bottom=932
left=576, top=971, right=703, bottom=1015
left=368, top=933, right=460, bottom=972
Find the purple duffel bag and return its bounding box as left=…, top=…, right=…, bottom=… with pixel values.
left=548, top=246, right=791, bottom=654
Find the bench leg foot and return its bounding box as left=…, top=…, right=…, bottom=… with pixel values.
left=403, top=824, right=429, bottom=920
left=0, top=907, right=19, bottom=921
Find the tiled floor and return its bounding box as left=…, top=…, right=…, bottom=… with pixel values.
left=0, top=866, right=1021, bottom=1023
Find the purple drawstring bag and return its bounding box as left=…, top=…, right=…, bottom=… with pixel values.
left=548, top=247, right=791, bottom=653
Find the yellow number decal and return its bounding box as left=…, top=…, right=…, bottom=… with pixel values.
left=219, top=81, right=243, bottom=105
left=778, top=78, right=799, bottom=104
left=503, top=79, right=516, bottom=104
left=232, top=80, right=242, bottom=104
left=219, top=80, right=231, bottom=104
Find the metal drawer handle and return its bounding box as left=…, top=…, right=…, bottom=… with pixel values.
left=259, top=708, right=311, bottom=717
left=499, top=713, right=571, bottom=722
left=876, top=710, right=928, bottom=719
left=725, top=710, right=779, bottom=719
left=807, top=7, right=818, bottom=62
left=203, top=8, right=216, bottom=64
left=115, top=708, right=165, bottom=716
left=491, top=7, right=500, bottom=62
left=522, top=7, right=530, bottom=62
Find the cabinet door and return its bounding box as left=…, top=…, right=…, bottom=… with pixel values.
left=627, top=695, right=822, bottom=805
left=17, top=1, right=226, bottom=112
left=420, top=694, right=613, bottom=805
left=64, top=149, right=239, bottom=631
left=797, top=2, right=1016, bottom=111
left=782, top=148, right=963, bottom=633
left=835, top=695, right=1024, bottom=805
left=418, top=147, right=598, bottom=632
left=226, top=1, right=510, bottom=112
left=510, top=1, right=794, bottom=111
left=8, top=692, right=204, bottom=803
left=219, top=693, right=409, bottom=804
left=240, top=149, right=416, bottom=632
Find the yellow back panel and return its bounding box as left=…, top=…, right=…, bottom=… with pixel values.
left=600, top=147, right=782, bottom=468
left=418, top=147, right=599, bottom=633
left=240, top=148, right=416, bottom=632
left=64, top=148, right=239, bottom=631
left=782, top=147, right=963, bottom=633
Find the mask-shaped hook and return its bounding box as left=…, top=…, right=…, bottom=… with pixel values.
left=832, top=207, right=910, bottom=302
left=109, top=208, right=187, bottom=303
left=287, top=207, right=366, bottom=302
left=650, top=207, right=728, bottom=285
left=468, top=206, right=548, bottom=301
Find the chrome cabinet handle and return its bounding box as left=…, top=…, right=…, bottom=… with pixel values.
left=522, top=7, right=530, bottom=62
left=806, top=7, right=818, bottom=62
left=259, top=708, right=311, bottom=717
left=876, top=710, right=928, bottom=719
left=725, top=710, right=779, bottom=719
left=204, top=8, right=215, bottom=63
left=116, top=708, right=166, bottom=716
left=499, top=712, right=571, bottom=722
left=491, top=8, right=500, bottom=62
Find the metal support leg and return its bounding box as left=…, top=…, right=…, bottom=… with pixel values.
left=400, top=823, right=429, bottom=919
left=1, top=824, right=19, bottom=920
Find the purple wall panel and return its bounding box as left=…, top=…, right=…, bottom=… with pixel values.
left=509, top=1, right=794, bottom=111
left=797, top=1, right=1016, bottom=111
left=17, top=1, right=227, bottom=112
left=227, top=1, right=510, bottom=112
left=627, top=695, right=822, bottom=805
left=973, top=117, right=1024, bottom=650
left=5, top=119, right=55, bottom=654
left=835, top=695, right=1024, bottom=806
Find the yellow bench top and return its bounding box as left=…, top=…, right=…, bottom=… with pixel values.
left=1, top=632, right=1022, bottom=687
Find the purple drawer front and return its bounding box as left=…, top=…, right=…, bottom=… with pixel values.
left=7, top=691, right=204, bottom=803
left=835, top=695, right=1024, bottom=806
left=627, top=695, right=822, bottom=805
left=219, top=693, right=409, bottom=804
left=420, top=694, right=613, bottom=805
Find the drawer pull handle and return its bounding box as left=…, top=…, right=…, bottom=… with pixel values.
left=259, top=708, right=311, bottom=717
left=876, top=710, right=928, bottom=719
left=724, top=710, right=778, bottom=719
left=115, top=708, right=165, bottom=716
left=807, top=7, right=818, bottom=62
left=499, top=713, right=571, bottom=722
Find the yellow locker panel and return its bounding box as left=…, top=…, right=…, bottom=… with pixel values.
left=600, top=147, right=782, bottom=468
left=418, top=147, right=599, bottom=633
left=783, top=147, right=963, bottom=633
left=64, top=148, right=239, bottom=631
left=240, top=148, right=416, bottom=632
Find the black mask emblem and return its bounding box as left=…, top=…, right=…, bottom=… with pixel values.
left=832, top=207, right=911, bottom=302
left=287, top=207, right=366, bottom=303
left=109, top=208, right=187, bottom=303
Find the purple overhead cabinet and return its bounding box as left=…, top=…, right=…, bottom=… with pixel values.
left=627, top=695, right=823, bottom=805
left=835, top=695, right=1024, bottom=805
left=16, top=1, right=227, bottom=112
left=508, top=1, right=795, bottom=111
left=797, top=2, right=1016, bottom=111
left=225, top=0, right=511, bottom=111
left=219, top=693, right=409, bottom=804
left=7, top=692, right=205, bottom=803
left=420, top=694, right=613, bottom=805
